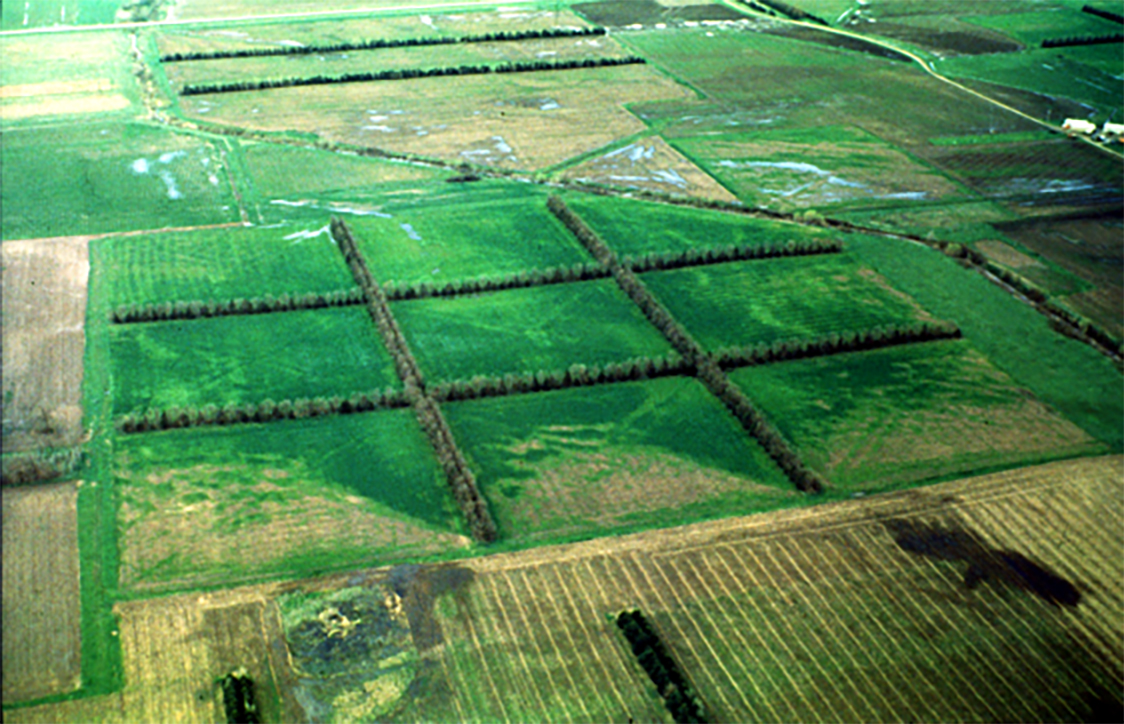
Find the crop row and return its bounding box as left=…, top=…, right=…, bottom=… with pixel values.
left=332, top=218, right=497, bottom=543
left=113, top=387, right=409, bottom=434
left=161, top=26, right=608, bottom=63
left=180, top=56, right=646, bottom=96
left=548, top=196, right=826, bottom=493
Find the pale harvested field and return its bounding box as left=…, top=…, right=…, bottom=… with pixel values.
left=181, top=63, right=692, bottom=170
left=9, top=456, right=1121, bottom=722
left=561, top=134, right=739, bottom=201
left=1, top=239, right=89, bottom=453
left=2, top=482, right=82, bottom=704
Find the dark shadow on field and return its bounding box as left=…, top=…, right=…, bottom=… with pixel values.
left=883, top=517, right=1081, bottom=606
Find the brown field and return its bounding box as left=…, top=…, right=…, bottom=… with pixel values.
left=8, top=456, right=1121, bottom=723
left=560, top=134, right=739, bottom=200
left=180, top=63, right=692, bottom=170
left=975, top=239, right=1042, bottom=269
left=1, top=239, right=89, bottom=453
left=2, top=482, right=82, bottom=704
left=115, top=462, right=470, bottom=593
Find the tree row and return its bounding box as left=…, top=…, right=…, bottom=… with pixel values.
left=617, top=610, right=709, bottom=724
left=110, top=288, right=364, bottom=324
left=548, top=195, right=826, bottom=493
left=429, top=354, right=690, bottom=402
left=181, top=56, right=646, bottom=95
left=1083, top=4, right=1124, bottom=24
left=332, top=218, right=497, bottom=543
left=114, top=388, right=409, bottom=434
left=1041, top=33, right=1123, bottom=47
left=745, top=0, right=828, bottom=25
left=714, top=321, right=962, bottom=368
left=162, top=26, right=608, bottom=62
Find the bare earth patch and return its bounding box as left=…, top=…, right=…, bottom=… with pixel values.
left=1, top=239, right=89, bottom=453
left=976, top=239, right=1043, bottom=270
left=561, top=135, right=739, bottom=202
left=2, top=482, right=82, bottom=704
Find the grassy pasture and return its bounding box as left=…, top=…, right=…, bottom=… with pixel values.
left=167, top=0, right=574, bottom=22
left=178, top=62, right=691, bottom=170
left=109, top=307, right=398, bottom=415
left=846, top=232, right=1124, bottom=448
left=1, top=123, right=238, bottom=241
left=640, top=255, right=932, bottom=351
left=113, top=410, right=467, bottom=592
left=348, top=187, right=590, bottom=285
left=98, top=224, right=354, bottom=307
left=960, top=8, right=1121, bottom=46
left=444, top=377, right=795, bottom=544
left=730, top=340, right=1101, bottom=491
left=671, top=125, right=968, bottom=211
left=392, top=279, right=674, bottom=381
left=563, top=192, right=835, bottom=257
left=240, top=141, right=450, bottom=199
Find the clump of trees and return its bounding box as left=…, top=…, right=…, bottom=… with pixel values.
left=617, top=610, right=709, bottom=724
left=181, top=56, right=646, bottom=95
left=162, top=26, right=608, bottom=62
left=218, top=668, right=260, bottom=724
left=115, top=388, right=409, bottom=434
left=1041, top=33, right=1123, bottom=47
left=713, top=321, right=962, bottom=368
left=110, top=288, right=365, bottom=324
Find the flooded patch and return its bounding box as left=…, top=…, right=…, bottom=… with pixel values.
left=885, top=518, right=1081, bottom=606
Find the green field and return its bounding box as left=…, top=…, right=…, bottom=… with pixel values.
left=109, top=307, right=398, bottom=414
left=960, top=8, right=1120, bottom=46
left=730, top=340, right=1103, bottom=491
left=113, top=410, right=465, bottom=591
left=564, top=193, right=837, bottom=257
left=444, top=377, right=796, bottom=544
left=671, top=125, right=969, bottom=211
left=348, top=186, right=593, bottom=284
left=846, top=232, right=1124, bottom=448
left=240, top=141, right=450, bottom=200
left=641, top=255, right=930, bottom=351
left=1, top=122, right=238, bottom=240
left=98, top=224, right=355, bottom=307
left=0, top=0, right=119, bottom=30
left=392, top=279, right=674, bottom=381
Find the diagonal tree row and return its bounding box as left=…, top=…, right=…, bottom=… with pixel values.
left=331, top=218, right=498, bottom=543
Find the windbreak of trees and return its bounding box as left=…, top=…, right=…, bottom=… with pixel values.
left=181, top=56, right=646, bottom=95
left=617, top=610, right=709, bottom=724
left=162, top=26, right=608, bottom=62
left=429, top=354, right=690, bottom=402
left=110, top=288, right=365, bottom=324
left=114, top=388, right=409, bottom=434
left=1, top=446, right=84, bottom=486
left=331, top=218, right=497, bottom=543
left=623, top=239, right=841, bottom=272
left=748, top=0, right=828, bottom=25
left=1041, top=33, right=1123, bottom=47
left=548, top=195, right=826, bottom=494
left=1082, top=5, right=1124, bottom=24
left=384, top=263, right=610, bottom=300
left=713, top=321, right=962, bottom=368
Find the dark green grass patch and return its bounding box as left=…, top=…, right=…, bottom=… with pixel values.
left=393, top=279, right=674, bottom=382
left=98, top=224, right=354, bottom=307
left=444, top=377, right=795, bottom=545
left=110, top=307, right=398, bottom=415
left=347, top=189, right=591, bottom=285
left=730, top=340, right=1104, bottom=492
left=960, top=9, right=1120, bottom=47
left=641, top=255, right=929, bottom=351
left=563, top=193, right=835, bottom=257
left=0, top=122, right=238, bottom=240
left=113, top=411, right=465, bottom=591
left=845, top=232, right=1123, bottom=449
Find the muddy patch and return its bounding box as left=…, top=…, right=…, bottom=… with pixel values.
left=885, top=518, right=1081, bottom=606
